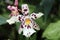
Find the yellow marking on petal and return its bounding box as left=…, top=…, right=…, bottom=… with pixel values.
left=25, top=18, right=31, bottom=25
left=12, top=11, right=19, bottom=16
left=12, top=11, right=17, bottom=14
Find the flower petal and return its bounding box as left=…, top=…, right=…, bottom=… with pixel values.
left=18, top=26, right=23, bottom=34
left=6, top=19, right=15, bottom=25
left=6, top=16, right=19, bottom=25
left=37, top=12, right=44, bottom=18
left=23, top=28, right=36, bottom=37
left=30, top=12, right=44, bottom=19
left=33, top=22, right=40, bottom=30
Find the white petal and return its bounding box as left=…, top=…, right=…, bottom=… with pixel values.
left=6, top=16, right=19, bottom=25
left=37, top=12, right=44, bottom=18
left=6, top=19, right=15, bottom=25
left=32, top=21, right=40, bottom=30
left=18, top=27, right=23, bottom=34
left=6, top=18, right=15, bottom=24
left=30, top=12, right=44, bottom=19
left=15, top=16, right=20, bottom=22
left=8, top=39, right=10, bottom=40
left=23, top=28, right=36, bottom=37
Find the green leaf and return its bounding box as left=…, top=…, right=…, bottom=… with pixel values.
left=9, top=28, right=16, bottom=40
left=15, top=22, right=21, bottom=31
left=42, top=20, right=60, bottom=39
left=40, top=0, right=55, bottom=22
left=0, top=15, right=7, bottom=25
left=29, top=4, right=36, bottom=13
left=29, top=33, right=37, bottom=40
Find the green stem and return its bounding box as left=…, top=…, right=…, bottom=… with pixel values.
left=20, top=0, right=23, bottom=4
left=26, top=37, right=30, bottom=40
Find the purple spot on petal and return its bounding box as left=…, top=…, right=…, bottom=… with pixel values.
left=35, top=26, right=37, bottom=27
left=22, top=19, right=24, bottom=21
left=27, top=25, right=31, bottom=29
left=33, top=23, right=35, bottom=26
left=21, top=25, right=23, bottom=28
left=19, top=17, right=21, bottom=21
left=25, top=25, right=26, bottom=27
left=29, top=32, right=30, bottom=34
left=34, top=15, right=37, bottom=18
left=23, top=23, right=24, bottom=25
left=12, top=9, right=15, bottom=11
left=31, top=21, right=32, bottom=23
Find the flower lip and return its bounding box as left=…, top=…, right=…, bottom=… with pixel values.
left=24, top=9, right=27, bottom=11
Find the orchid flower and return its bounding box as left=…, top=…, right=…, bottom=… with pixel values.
left=6, top=0, right=20, bottom=25
left=18, top=4, right=44, bottom=37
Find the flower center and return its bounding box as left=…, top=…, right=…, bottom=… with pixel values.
left=25, top=18, right=31, bottom=25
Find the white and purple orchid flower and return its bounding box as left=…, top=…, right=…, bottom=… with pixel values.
left=6, top=0, right=44, bottom=37
left=6, top=0, right=20, bottom=25
left=18, top=4, right=44, bottom=37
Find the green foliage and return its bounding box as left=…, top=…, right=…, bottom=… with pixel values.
left=0, top=0, right=60, bottom=40
left=42, top=20, right=60, bottom=40
left=0, top=15, right=7, bottom=25
left=42, top=0, right=55, bottom=22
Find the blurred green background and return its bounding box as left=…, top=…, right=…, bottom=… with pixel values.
left=0, top=0, right=60, bottom=40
